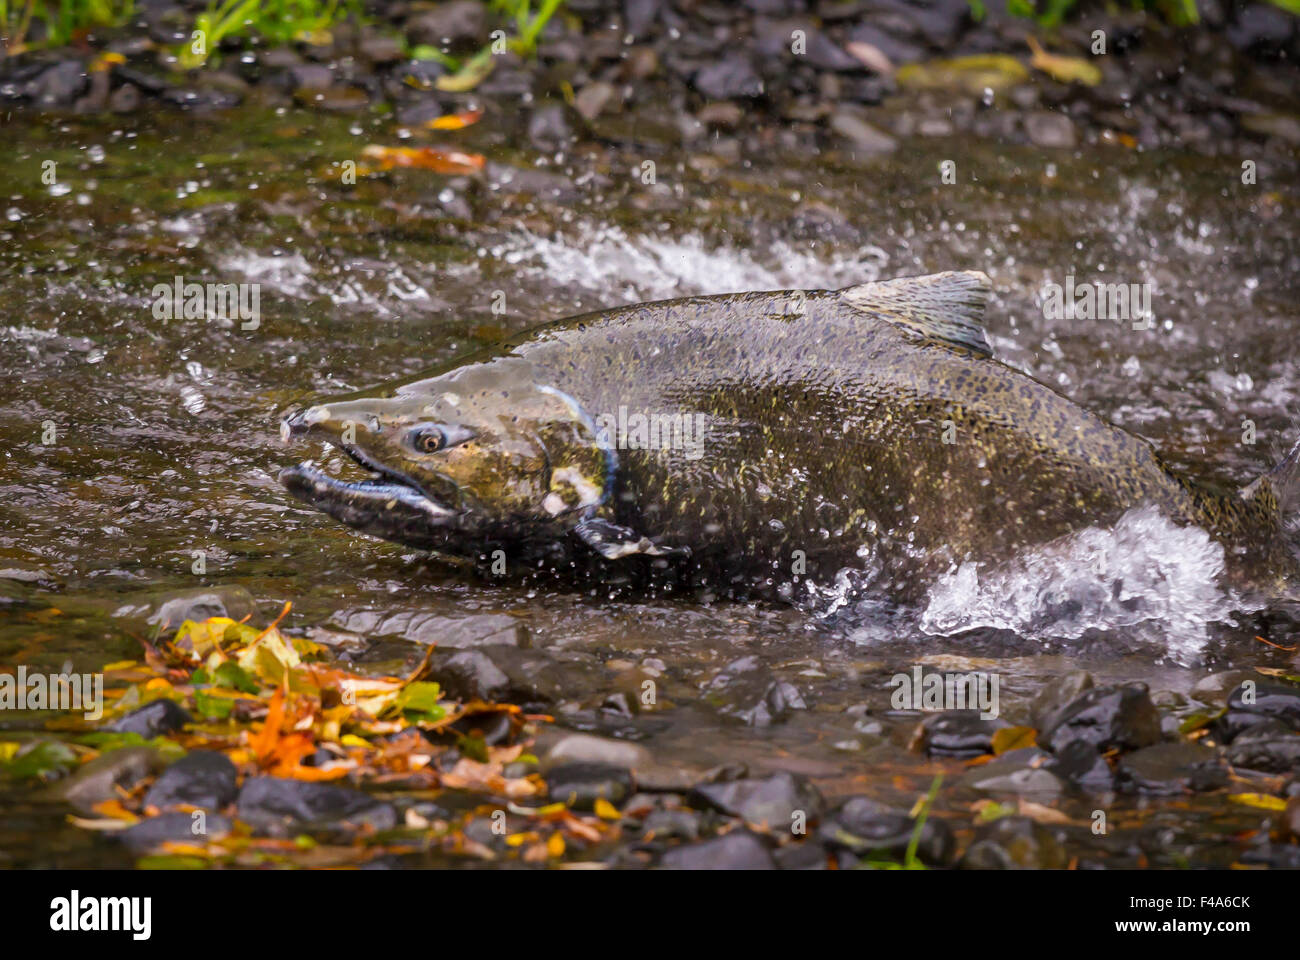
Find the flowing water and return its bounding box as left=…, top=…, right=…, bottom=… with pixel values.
left=1, top=104, right=1298, bottom=866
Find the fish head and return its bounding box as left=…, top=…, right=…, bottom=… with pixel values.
left=278, top=363, right=612, bottom=555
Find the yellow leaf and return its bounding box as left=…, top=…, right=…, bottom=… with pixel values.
left=1229, top=793, right=1287, bottom=811
left=1026, top=37, right=1101, bottom=87
left=992, top=726, right=1037, bottom=755
left=593, top=797, right=622, bottom=821
left=102, top=660, right=137, bottom=672
left=340, top=734, right=371, bottom=748
left=0, top=742, right=20, bottom=762
left=546, top=832, right=565, bottom=858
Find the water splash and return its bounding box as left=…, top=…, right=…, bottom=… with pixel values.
left=492, top=225, right=889, bottom=302
left=918, top=505, right=1257, bottom=664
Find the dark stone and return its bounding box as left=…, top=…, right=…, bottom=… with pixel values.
left=922, top=710, right=1007, bottom=757
left=394, top=98, right=447, bottom=127
left=1215, top=709, right=1276, bottom=744
left=1050, top=740, right=1115, bottom=792
left=110, top=699, right=192, bottom=738
left=143, top=751, right=239, bottom=811
left=820, top=796, right=955, bottom=865
left=1226, top=4, right=1295, bottom=55
left=287, top=64, right=334, bottom=91
left=958, top=748, right=1065, bottom=798
left=142, top=587, right=257, bottom=631
left=960, top=816, right=1067, bottom=869
left=691, top=772, right=824, bottom=829
left=1226, top=680, right=1300, bottom=731
left=1038, top=684, right=1162, bottom=754
left=236, top=777, right=397, bottom=837
left=623, top=0, right=663, bottom=38
left=641, top=807, right=702, bottom=841
left=31, top=60, right=87, bottom=108
left=528, top=103, right=575, bottom=149
left=545, top=763, right=633, bottom=811
left=693, top=55, right=764, bottom=99
left=803, top=29, right=863, bottom=71
left=1225, top=721, right=1300, bottom=773
left=109, top=83, right=142, bottom=113
left=774, top=840, right=830, bottom=870
left=430, top=649, right=511, bottom=701
left=828, top=111, right=897, bottom=152
left=1030, top=670, right=1094, bottom=732
left=406, top=1, right=487, bottom=48
left=1024, top=111, right=1076, bottom=149
left=1116, top=742, right=1227, bottom=795
left=119, top=811, right=232, bottom=853
left=845, top=23, right=925, bottom=65
left=659, top=830, right=776, bottom=869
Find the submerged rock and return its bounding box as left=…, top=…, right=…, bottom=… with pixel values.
left=1224, top=721, right=1300, bottom=773
left=109, top=699, right=192, bottom=738
left=1116, top=742, right=1227, bottom=795
left=921, top=710, right=1007, bottom=757
left=690, top=772, right=824, bottom=830
left=236, top=776, right=397, bottom=837
left=659, top=830, right=776, bottom=869
left=1049, top=740, right=1115, bottom=792
left=819, top=796, right=954, bottom=866
left=1226, top=680, right=1300, bottom=731
left=960, top=816, right=1068, bottom=869
left=143, top=751, right=239, bottom=811
left=54, top=746, right=162, bottom=814
left=120, top=811, right=233, bottom=853
left=544, top=763, right=633, bottom=811
left=958, top=748, right=1064, bottom=799
left=1038, top=684, right=1162, bottom=754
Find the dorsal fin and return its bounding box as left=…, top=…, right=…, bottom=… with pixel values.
left=840, top=270, right=993, bottom=357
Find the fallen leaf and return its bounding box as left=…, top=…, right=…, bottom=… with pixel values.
left=992, top=725, right=1037, bottom=755
left=1026, top=36, right=1101, bottom=87
left=425, top=108, right=484, bottom=131
left=359, top=145, right=485, bottom=175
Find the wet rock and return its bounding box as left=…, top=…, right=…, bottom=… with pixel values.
left=236, top=776, right=396, bottom=837
left=143, top=751, right=239, bottom=812
left=958, top=748, right=1064, bottom=799
left=333, top=610, right=524, bottom=649
left=545, top=763, right=633, bottom=811
left=31, top=60, right=87, bottom=109
left=641, top=807, right=702, bottom=842
left=538, top=732, right=652, bottom=771
left=110, top=699, right=192, bottom=739
left=1049, top=740, right=1115, bottom=792
left=528, top=103, right=575, bottom=149
left=1116, top=742, right=1227, bottom=795
left=774, top=840, right=830, bottom=870
left=1038, top=683, right=1161, bottom=754
left=1226, top=680, right=1300, bottom=731
left=1216, top=709, right=1277, bottom=743
left=691, top=772, right=824, bottom=829
left=710, top=657, right=806, bottom=727
left=394, top=98, right=447, bottom=127
left=406, top=1, right=487, bottom=48
left=921, top=710, right=1007, bottom=757
left=693, top=55, right=764, bottom=99
left=358, top=32, right=404, bottom=65
left=820, top=796, right=955, bottom=865
left=427, top=648, right=514, bottom=701
left=486, top=162, right=580, bottom=202
left=1225, top=721, right=1300, bottom=773
left=1226, top=4, right=1294, bottom=56
left=133, top=587, right=257, bottom=631
left=575, top=81, right=616, bottom=121
left=623, top=0, right=663, bottom=38
left=803, top=29, right=863, bottom=72
left=960, top=816, right=1067, bottom=869
left=120, top=811, right=233, bottom=853
left=53, top=746, right=162, bottom=814
left=846, top=23, right=924, bottom=67
left=659, top=830, right=776, bottom=869
left=1024, top=111, right=1077, bottom=148
left=1190, top=669, right=1256, bottom=705
left=828, top=111, right=897, bottom=153
left=1284, top=796, right=1300, bottom=840
left=286, top=64, right=333, bottom=91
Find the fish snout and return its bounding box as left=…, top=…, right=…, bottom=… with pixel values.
left=279, top=405, right=335, bottom=444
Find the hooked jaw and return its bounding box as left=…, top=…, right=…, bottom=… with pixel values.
left=277, top=405, right=463, bottom=547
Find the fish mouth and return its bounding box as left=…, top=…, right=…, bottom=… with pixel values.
left=278, top=413, right=462, bottom=543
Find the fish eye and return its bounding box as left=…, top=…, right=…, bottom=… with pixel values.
left=411, top=426, right=446, bottom=454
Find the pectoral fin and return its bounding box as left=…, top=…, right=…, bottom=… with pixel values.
left=573, top=518, right=690, bottom=560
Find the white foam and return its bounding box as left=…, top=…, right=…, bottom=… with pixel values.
left=918, top=505, right=1257, bottom=664
left=491, top=226, right=889, bottom=301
